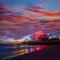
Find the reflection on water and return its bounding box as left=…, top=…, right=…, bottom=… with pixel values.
left=0, top=44, right=48, bottom=60
left=14, top=49, right=28, bottom=57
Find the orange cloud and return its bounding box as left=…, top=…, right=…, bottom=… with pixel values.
left=26, top=9, right=60, bottom=19
left=0, top=25, right=28, bottom=29
left=46, top=20, right=55, bottom=25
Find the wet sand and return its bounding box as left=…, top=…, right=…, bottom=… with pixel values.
left=8, top=46, right=60, bottom=60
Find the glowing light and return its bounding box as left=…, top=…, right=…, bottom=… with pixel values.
left=36, top=47, right=43, bottom=51
left=34, top=30, right=46, bottom=40
left=36, top=47, right=40, bottom=50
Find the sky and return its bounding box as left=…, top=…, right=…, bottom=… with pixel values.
left=0, top=0, right=60, bottom=42
left=0, top=0, right=60, bottom=11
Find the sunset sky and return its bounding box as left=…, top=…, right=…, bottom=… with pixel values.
left=0, top=0, right=60, bottom=11
left=0, top=0, right=60, bottom=41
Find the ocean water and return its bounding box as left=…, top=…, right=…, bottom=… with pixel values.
left=0, top=44, right=43, bottom=60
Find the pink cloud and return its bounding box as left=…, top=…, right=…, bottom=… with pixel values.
left=0, top=3, right=12, bottom=13
left=12, top=5, right=21, bottom=10
left=36, top=2, right=49, bottom=6
left=13, top=6, right=20, bottom=10
left=26, top=8, right=60, bottom=19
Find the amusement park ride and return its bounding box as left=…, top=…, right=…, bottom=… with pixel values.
left=23, top=30, right=60, bottom=45
left=14, top=30, right=60, bottom=45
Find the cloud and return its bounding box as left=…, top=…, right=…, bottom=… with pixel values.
left=26, top=2, right=45, bottom=11
left=0, top=3, right=12, bottom=14
left=26, top=8, right=60, bottom=19
left=0, top=13, right=29, bottom=23
left=25, top=3, right=60, bottom=19
left=56, top=0, right=60, bottom=4
left=0, top=3, right=60, bottom=40
left=36, top=2, right=49, bottom=6
left=12, top=5, right=21, bottom=10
